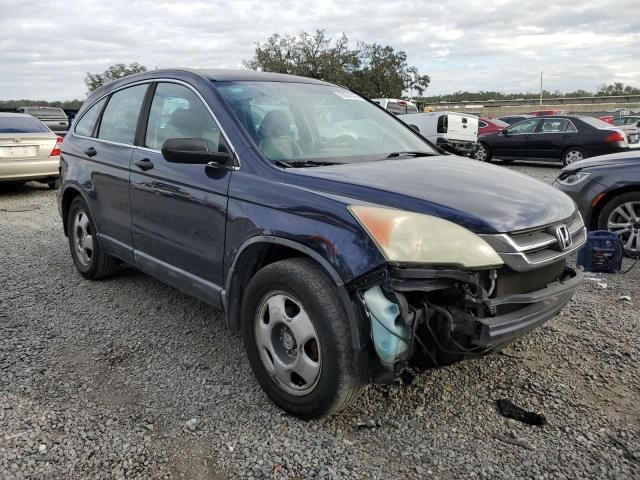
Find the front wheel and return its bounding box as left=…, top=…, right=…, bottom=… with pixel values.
left=242, top=258, right=364, bottom=418
left=562, top=147, right=588, bottom=166
left=598, top=192, right=640, bottom=257
left=474, top=143, right=492, bottom=162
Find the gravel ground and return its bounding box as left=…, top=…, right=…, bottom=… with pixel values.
left=1, top=163, right=639, bottom=480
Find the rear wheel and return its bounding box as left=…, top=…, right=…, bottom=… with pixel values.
left=474, top=143, right=492, bottom=162
left=562, top=147, right=587, bottom=166
left=598, top=192, right=640, bottom=257
left=67, top=197, right=119, bottom=278
left=242, top=258, right=364, bottom=418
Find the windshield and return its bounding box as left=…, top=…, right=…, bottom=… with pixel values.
left=215, top=81, right=436, bottom=164
left=0, top=116, right=49, bottom=133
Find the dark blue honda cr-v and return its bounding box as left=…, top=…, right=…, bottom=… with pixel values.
left=58, top=69, right=585, bottom=418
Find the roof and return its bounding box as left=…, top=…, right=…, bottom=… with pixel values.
left=126, top=68, right=331, bottom=85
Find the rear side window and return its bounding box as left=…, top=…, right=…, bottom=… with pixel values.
left=540, top=118, right=571, bottom=133
left=98, top=85, right=148, bottom=145
left=144, top=83, right=222, bottom=152
left=74, top=97, right=106, bottom=137
left=0, top=116, right=49, bottom=134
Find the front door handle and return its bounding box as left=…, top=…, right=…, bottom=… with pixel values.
left=84, top=147, right=97, bottom=157
left=134, top=158, right=154, bottom=171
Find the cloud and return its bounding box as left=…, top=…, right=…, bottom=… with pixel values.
left=0, top=0, right=638, bottom=100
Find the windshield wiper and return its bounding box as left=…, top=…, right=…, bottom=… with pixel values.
left=386, top=151, right=436, bottom=158
left=275, top=160, right=343, bottom=168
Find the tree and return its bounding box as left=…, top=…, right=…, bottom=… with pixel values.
left=597, top=82, right=640, bottom=96
left=243, top=30, right=428, bottom=98
left=84, top=63, right=147, bottom=92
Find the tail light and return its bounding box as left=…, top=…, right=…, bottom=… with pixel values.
left=604, top=131, right=626, bottom=144
left=50, top=136, right=63, bottom=156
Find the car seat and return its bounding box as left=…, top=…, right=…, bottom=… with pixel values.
left=257, top=110, right=302, bottom=160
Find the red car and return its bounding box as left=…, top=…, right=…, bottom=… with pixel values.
left=530, top=109, right=565, bottom=117
left=478, top=117, right=509, bottom=136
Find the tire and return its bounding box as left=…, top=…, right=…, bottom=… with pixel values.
left=562, top=147, right=588, bottom=166
left=474, top=143, right=492, bottom=162
left=48, top=178, right=60, bottom=190
left=242, top=258, right=364, bottom=419
left=597, top=192, right=640, bottom=258
left=67, top=197, right=119, bottom=279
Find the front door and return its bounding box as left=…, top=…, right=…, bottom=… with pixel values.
left=129, top=82, right=233, bottom=297
left=493, top=118, right=540, bottom=158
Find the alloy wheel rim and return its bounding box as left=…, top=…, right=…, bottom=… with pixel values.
left=254, top=291, right=322, bottom=396
left=476, top=146, right=487, bottom=161
left=607, top=201, right=640, bottom=253
left=73, top=211, right=93, bottom=266
left=565, top=150, right=583, bottom=164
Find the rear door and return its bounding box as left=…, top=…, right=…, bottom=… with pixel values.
left=129, top=81, right=233, bottom=297
left=444, top=114, right=478, bottom=142
left=71, top=83, right=149, bottom=260
left=530, top=118, right=577, bottom=159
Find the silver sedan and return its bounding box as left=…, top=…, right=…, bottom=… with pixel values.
left=0, top=112, right=62, bottom=189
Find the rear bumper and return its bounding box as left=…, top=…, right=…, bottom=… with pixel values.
left=0, top=157, right=60, bottom=181
left=436, top=138, right=478, bottom=155
left=473, top=267, right=582, bottom=346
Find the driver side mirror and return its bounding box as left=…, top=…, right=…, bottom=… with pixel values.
left=161, top=138, right=230, bottom=165
left=408, top=124, right=420, bottom=133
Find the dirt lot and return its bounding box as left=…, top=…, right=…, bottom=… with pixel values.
left=1, top=162, right=639, bottom=479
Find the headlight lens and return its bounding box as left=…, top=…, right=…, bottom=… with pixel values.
left=349, top=205, right=504, bottom=269
left=557, top=171, right=591, bottom=186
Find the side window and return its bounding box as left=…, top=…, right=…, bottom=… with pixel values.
left=508, top=119, right=539, bottom=134
left=145, top=83, right=222, bottom=152
left=98, top=85, right=147, bottom=145
left=540, top=118, right=570, bottom=133
left=74, top=97, right=106, bottom=137
left=566, top=121, right=578, bottom=133
left=479, top=121, right=487, bottom=128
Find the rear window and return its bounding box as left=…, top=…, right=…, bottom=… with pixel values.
left=386, top=102, right=416, bottom=115
left=0, top=116, right=49, bottom=133
left=580, top=116, right=617, bottom=129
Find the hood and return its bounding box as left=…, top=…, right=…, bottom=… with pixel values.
left=563, top=150, right=640, bottom=172
left=291, top=156, right=575, bottom=234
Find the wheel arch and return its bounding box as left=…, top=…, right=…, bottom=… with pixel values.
left=60, top=185, right=90, bottom=236
left=561, top=145, right=588, bottom=163
left=223, top=236, right=368, bottom=350
left=591, top=185, right=640, bottom=230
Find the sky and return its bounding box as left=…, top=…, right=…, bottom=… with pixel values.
left=1, top=0, right=639, bottom=100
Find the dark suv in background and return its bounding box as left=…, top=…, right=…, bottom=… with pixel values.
left=16, top=106, right=69, bottom=135
left=59, top=69, right=584, bottom=418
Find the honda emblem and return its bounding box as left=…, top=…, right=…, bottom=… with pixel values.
left=555, top=224, right=572, bottom=250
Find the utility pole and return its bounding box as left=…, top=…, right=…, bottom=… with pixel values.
left=540, top=71, right=544, bottom=106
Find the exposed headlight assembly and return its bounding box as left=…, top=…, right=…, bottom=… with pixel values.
left=348, top=205, right=503, bottom=269
left=557, top=171, right=591, bottom=186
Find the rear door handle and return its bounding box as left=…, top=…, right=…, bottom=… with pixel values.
left=84, top=147, right=97, bottom=157
left=134, top=158, right=154, bottom=171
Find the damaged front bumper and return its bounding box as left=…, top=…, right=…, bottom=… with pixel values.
left=356, top=264, right=582, bottom=374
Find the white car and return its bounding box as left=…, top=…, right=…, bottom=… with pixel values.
left=372, top=98, right=419, bottom=114
left=398, top=111, right=479, bottom=156
left=612, top=116, right=640, bottom=148
left=0, top=113, right=62, bottom=188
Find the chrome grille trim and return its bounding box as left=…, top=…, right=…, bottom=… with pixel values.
left=481, top=212, right=587, bottom=272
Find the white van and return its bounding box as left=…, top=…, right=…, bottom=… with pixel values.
left=398, top=111, right=479, bottom=156
left=373, top=98, right=419, bottom=115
